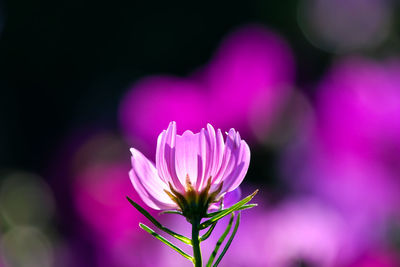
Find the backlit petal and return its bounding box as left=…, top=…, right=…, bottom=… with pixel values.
left=156, top=121, right=185, bottom=193
left=130, top=148, right=176, bottom=210
left=174, top=130, right=202, bottom=187
left=222, top=138, right=251, bottom=192
left=214, top=129, right=250, bottom=194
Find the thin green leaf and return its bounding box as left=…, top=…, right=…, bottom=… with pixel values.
left=200, top=190, right=258, bottom=229
left=127, top=197, right=192, bottom=245
left=206, top=213, right=235, bottom=267
left=159, top=210, right=184, bottom=216
left=139, top=223, right=193, bottom=262
left=205, top=204, right=257, bottom=217
left=213, top=212, right=241, bottom=266
left=200, top=222, right=217, bottom=242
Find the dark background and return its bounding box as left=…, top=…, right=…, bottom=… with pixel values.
left=0, top=0, right=331, bottom=173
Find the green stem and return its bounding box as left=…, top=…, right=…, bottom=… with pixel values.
left=191, top=218, right=202, bottom=267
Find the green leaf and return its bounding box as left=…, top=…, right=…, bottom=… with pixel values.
left=139, top=223, right=193, bottom=262
left=206, top=213, right=235, bottom=267
left=159, top=210, right=184, bottom=216
left=205, top=204, right=257, bottom=218
left=200, top=190, right=258, bottom=229
left=200, top=222, right=217, bottom=242
left=213, top=212, right=241, bottom=266
left=127, top=197, right=192, bottom=245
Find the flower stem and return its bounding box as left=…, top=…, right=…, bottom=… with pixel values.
left=191, top=217, right=202, bottom=267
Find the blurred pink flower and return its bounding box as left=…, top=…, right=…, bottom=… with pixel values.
left=73, top=159, right=165, bottom=267
left=129, top=122, right=250, bottom=214
left=311, top=58, right=400, bottom=211
left=74, top=162, right=146, bottom=243
left=281, top=57, right=400, bottom=263
left=119, top=25, right=295, bottom=154
left=157, top=197, right=353, bottom=267
left=206, top=26, right=295, bottom=139
left=316, top=58, right=400, bottom=165
left=345, top=250, right=400, bottom=267
left=222, top=198, right=354, bottom=267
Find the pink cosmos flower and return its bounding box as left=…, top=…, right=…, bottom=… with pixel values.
left=129, top=121, right=250, bottom=215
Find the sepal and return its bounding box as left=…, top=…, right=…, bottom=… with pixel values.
left=159, top=210, right=184, bottom=216
left=205, top=204, right=257, bottom=218
left=200, top=189, right=258, bottom=229
left=199, top=222, right=217, bottom=242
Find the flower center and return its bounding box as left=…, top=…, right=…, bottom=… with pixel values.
left=164, top=175, right=223, bottom=219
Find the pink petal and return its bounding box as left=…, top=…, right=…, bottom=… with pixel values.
left=197, top=128, right=210, bottom=191
left=200, top=124, right=225, bottom=190
left=173, top=125, right=224, bottom=192
left=214, top=129, right=250, bottom=193
left=130, top=148, right=176, bottom=210
left=208, top=187, right=242, bottom=211
left=222, top=139, right=251, bottom=192
left=223, top=187, right=242, bottom=207
left=209, top=124, right=225, bottom=175
left=156, top=129, right=169, bottom=184
left=174, top=130, right=203, bottom=188
left=212, top=129, right=237, bottom=185
left=156, top=122, right=185, bottom=193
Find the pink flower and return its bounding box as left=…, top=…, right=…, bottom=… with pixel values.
left=129, top=122, right=250, bottom=216
left=345, top=250, right=400, bottom=267
left=74, top=162, right=146, bottom=243
left=316, top=58, right=400, bottom=160
left=281, top=57, right=400, bottom=262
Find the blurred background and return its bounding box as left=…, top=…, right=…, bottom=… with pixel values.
left=1, top=0, right=400, bottom=266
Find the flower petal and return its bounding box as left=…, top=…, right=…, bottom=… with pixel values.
left=201, top=124, right=224, bottom=187
left=156, top=130, right=168, bottom=183
left=196, top=128, right=210, bottom=191
left=223, top=187, right=242, bottom=207
left=130, top=148, right=177, bottom=210
left=208, top=187, right=242, bottom=211
left=192, top=124, right=225, bottom=192
left=213, top=129, right=250, bottom=193
left=222, top=133, right=250, bottom=192
left=156, top=121, right=185, bottom=193
left=211, top=129, right=236, bottom=185
left=174, top=130, right=203, bottom=188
